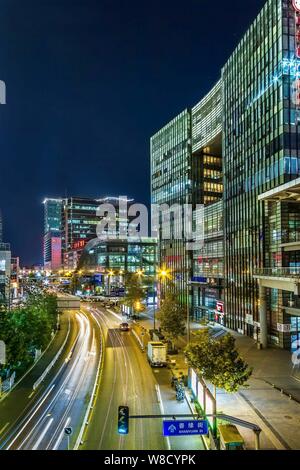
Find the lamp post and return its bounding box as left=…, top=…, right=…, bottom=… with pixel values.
left=186, top=280, right=191, bottom=344
left=154, top=268, right=170, bottom=332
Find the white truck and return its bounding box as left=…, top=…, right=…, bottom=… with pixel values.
left=147, top=341, right=167, bottom=367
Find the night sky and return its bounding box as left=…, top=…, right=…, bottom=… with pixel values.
left=0, top=0, right=265, bottom=265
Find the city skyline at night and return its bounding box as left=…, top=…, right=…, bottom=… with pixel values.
left=1, top=0, right=300, bottom=459
left=0, top=0, right=265, bottom=264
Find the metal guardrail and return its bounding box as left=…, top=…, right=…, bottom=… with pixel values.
left=254, top=267, right=300, bottom=278
left=33, top=318, right=71, bottom=390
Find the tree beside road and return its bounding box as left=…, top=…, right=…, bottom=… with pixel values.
left=122, top=273, right=147, bottom=316
left=185, top=329, right=252, bottom=401
left=156, top=291, right=186, bottom=349
left=0, top=293, right=58, bottom=378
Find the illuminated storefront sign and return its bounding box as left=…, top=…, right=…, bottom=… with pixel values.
left=73, top=239, right=86, bottom=250
left=216, top=301, right=224, bottom=314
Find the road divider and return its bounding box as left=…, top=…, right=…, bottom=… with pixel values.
left=33, top=317, right=71, bottom=391
left=106, top=308, right=123, bottom=322
left=73, top=310, right=104, bottom=450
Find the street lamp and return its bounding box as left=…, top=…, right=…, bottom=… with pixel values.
left=136, top=269, right=144, bottom=277
left=153, top=267, right=171, bottom=332
left=186, top=280, right=191, bottom=344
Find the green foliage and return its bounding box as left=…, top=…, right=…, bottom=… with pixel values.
left=0, top=293, right=58, bottom=375
left=185, top=330, right=252, bottom=393
left=157, top=291, right=186, bottom=344
left=122, top=273, right=147, bottom=314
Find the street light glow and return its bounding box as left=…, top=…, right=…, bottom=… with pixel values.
left=157, top=267, right=171, bottom=279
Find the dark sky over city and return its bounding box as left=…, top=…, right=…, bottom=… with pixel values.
left=0, top=0, right=265, bottom=265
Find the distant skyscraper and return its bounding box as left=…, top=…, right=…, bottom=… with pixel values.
left=43, top=198, right=63, bottom=271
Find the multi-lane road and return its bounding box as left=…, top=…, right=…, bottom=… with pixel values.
left=81, top=304, right=167, bottom=450
left=0, top=308, right=102, bottom=450
left=0, top=302, right=202, bottom=450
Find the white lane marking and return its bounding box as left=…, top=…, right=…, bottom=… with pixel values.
left=28, top=391, right=35, bottom=399
left=3, top=313, right=79, bottom=450
left=32, top=418, right=54, bottom=450
left=52, top=417, right=71, bottom=450
left=6, top=384, right=55, bottom=450
left=106, top=308, right=123, bottom=322
left=155, top=384, right=171, bottom=451
left=74, top=322, right=102, bottom=450
left=46, top=314, right=91, bottom=449
left=91, top=309, right=119, bottom=449
left=29, top=313, right=87, bottom=450
left=0, top=422, right=10, bottom=436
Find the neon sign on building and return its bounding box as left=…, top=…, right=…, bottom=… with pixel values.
left=73, top=239, right=86, bottom=250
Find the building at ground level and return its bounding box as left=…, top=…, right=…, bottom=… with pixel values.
left=43, top=196, right=136, bottom=271
left=62, top=196, right=135, bottom=270
left=222, top=0, right=300, bottom=348
left=192, top=201, right=224, bottom=323
left=0, top=243, right=11, bottom=307
left=191, top=81, right=223, bottom=322
left=151, top=81, right=223, bottom=316
left=151, top=0, right=300, bottom=350
left=10, top=256, right=20, bottom=300
left=77, top=237, right=157, bottom=298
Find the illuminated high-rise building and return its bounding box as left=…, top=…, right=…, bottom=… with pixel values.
left=43, top=198, right=62, bottom=271
left=151, top=0, right=300, bottom=350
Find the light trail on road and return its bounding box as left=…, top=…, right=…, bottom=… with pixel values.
left=1, top=309, right=102, bottom=451
left=83, top=305, right=166, bottom=451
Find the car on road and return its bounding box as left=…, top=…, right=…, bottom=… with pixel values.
left=119, top=322, right=130, bottom=332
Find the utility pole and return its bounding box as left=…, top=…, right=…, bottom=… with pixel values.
left=186, top=280, right=191, bottom=344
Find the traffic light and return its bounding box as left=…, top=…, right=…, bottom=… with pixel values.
left=118, top=406, right=129, bottom=435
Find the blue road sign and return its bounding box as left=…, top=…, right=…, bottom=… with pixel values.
left=163, top=420, right=208, bottom=437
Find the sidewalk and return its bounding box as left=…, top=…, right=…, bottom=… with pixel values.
left=134, top=309, right=300, bottom=450
left=155, top=368, right=206, bottom=450
left=108, top=307, right=206, bottom=450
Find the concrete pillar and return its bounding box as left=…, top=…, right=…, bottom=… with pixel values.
left=259, top=283, right=268, bottom=349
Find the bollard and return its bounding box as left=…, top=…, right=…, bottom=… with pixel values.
left=254, top=430, right=261, bottom=450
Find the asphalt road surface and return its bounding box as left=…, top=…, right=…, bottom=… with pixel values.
left=82, top=305, right=167, bottom=451
left=0, top=309, right=102, bottom=450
